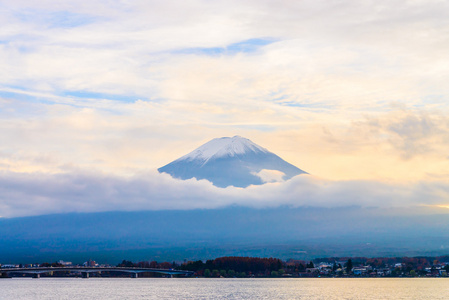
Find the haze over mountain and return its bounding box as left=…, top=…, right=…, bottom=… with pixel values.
left=158, top=136, right=306, bottom=188
left=2, top=207, right=449, bottom=264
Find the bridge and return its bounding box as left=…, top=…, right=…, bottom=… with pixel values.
left=0, top=267, right=194, bottom=278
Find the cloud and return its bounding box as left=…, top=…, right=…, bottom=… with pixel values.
left=0, top=169, right=448, bottom=218
left=1, top=0, right=449, bottom=213
left=252, top=169, right=286, bottom=183
left=1, top=0, right=449, bottom=106
left=1, top=95, right=448, bottom=184
left=362, top=108, right=449, bottom=160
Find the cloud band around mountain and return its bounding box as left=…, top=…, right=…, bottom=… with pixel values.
left=0, top=169, right=448, bottom=218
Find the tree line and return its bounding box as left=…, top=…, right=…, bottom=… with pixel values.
left=114, top=255, right=449, bottom=277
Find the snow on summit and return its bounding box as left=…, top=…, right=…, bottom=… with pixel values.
left=178, top=136, right=269, bottom=163
left=159, top=136, right=307, bottom=188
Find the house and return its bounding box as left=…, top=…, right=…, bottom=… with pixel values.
left=353, top=268, right=368, bottom=276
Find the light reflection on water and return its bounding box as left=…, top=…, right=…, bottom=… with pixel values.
left=1, top=278, right=449, bottom=299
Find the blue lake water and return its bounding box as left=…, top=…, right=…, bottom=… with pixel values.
left=1, top=278, right=449, bottom=299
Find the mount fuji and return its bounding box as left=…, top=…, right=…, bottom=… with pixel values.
left=158, top=136, right=307, bottom=188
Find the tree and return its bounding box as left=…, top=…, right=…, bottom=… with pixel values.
left=271, top=271, right=279, bottom=277
left=181, top=260, right=204, bottom=271
left=228, top=270, right=236, bottom=277
left=204, top=269, right=211, bottom=277
left=149, top=261, right=158, bottom=268
left=296, top=263, right=306, bottom=272
left=392, top=267, right=401, bottom=277
left=118, top=260, right=135, bottom=267
left=332, top=263, right=338, bottom=271
left=212, top=269, right=220, bottom=277
left=220, top=270, right=227, bottom=277
left=346, top=259, right=353, bottom=274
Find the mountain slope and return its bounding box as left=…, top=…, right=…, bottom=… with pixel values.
left=2, top=208, right=449, bottom=263
left=158, top=136, right=307, bottom=187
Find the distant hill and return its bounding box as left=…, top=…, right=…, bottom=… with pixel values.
left=1, top=207, right=449, bottom=264
left=158, top=136, right=306, bottom=187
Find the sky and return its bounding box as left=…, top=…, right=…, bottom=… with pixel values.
left=1, top=0, right=449, bottom=217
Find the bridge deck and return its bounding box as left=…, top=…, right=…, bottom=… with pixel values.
left=0, top=267, right=193, bottom=277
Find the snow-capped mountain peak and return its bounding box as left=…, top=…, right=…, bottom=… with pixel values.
left=177, top=136, right=269, bottom=163
left=159, top=136, right=307, bottom=188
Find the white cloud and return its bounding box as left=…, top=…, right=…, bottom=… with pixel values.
left=1, top=0, right=449, bottom=217
left=0, top=169, right=448, bottom=218
left=1, top=0, right=449, bottom=105
left=252, top=169, right=286, bottom=183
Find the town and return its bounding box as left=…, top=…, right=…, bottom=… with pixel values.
left=2, top=256, right=449, bottom=278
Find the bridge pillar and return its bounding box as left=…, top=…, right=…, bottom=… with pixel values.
left=132, top=273, right=138, bottom=278
left=33, top=273, right=40, bottom=279
left=82, top=272, right=89, bottom=279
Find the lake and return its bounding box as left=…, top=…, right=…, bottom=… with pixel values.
left=1, top=278, right=449, bottom=299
